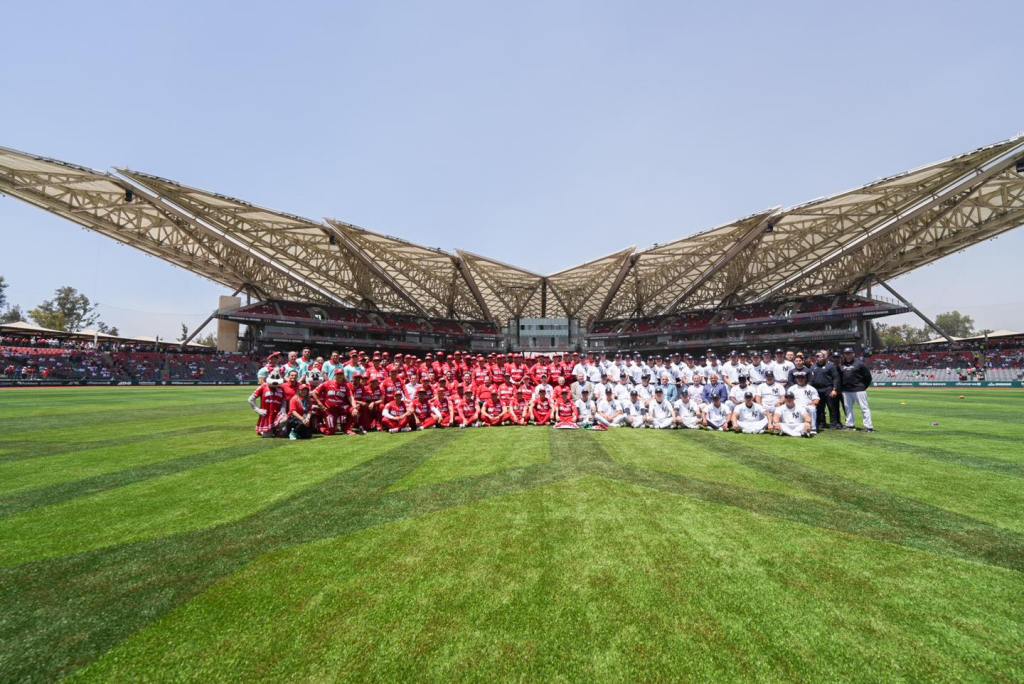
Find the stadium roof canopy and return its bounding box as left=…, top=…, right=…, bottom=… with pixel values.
left=2, top=135, right=1024, bottom=325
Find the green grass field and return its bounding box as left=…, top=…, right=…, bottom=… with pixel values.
left=1, top=387, right=1022, bottom=681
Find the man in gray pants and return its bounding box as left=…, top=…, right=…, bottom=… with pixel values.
left=838, top=347, right=874, bottom=432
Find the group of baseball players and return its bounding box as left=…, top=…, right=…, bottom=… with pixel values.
left=248, top=346, right=874, bottom=440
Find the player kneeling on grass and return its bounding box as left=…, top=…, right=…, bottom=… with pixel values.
left=249, top=369, right=288, bottom=437
left=575, top=388, right=598, bottom=428
left=647, top=387, right=675, bottom=429
left=731, top=391, right=769, bottom=434
left=624, top=389, right=647, bottom=428
left=596, top=387, right=626, bottom=428
left=431, top=388, right=458, bottom=428
left=286, top=384, right=316, bottom=440
left=771, top=391, right=814, bottom=437
left=529, top=388, right=553, bottom=425
left=673, top=392, right=700, bottom=429
left=458, top=389, right=480, bottom=428
left=508, top=388, right=531, bottom=425
left=789, top=370, right=820, bottom=435
left=382, top=393, right=414, bottom=433
left=314, top=369, right=357, bottom=436
left=480, top=391, right=506, bottom=427
left=411, top=388, right=440, bottom=430
left=554, top=394, right=579, bottom=429
left=702, top=395, right=730, bottom=431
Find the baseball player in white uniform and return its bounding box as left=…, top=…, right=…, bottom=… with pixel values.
left=731, top=392, right=769, bottom=434
left=673, top=392, right=701, bottom=429
left=575, top=388, right=597, bottom=428
left=788, top=371, right=820, bottom=433
left=596, top=388, right=627, bottom=428
left=647, top=387, right=675, bottom=429
left=772, top=392, right=814, bottom=437
left=702, top=395, right=730, bottom=431
left=624, top=390, right=647, bottom=428
left=755, top=371, right=786, bottom=416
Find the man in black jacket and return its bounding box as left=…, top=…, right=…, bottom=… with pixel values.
left=839, top=347, right=874, bottom=432
left=809, top=350, right=841, bottom=431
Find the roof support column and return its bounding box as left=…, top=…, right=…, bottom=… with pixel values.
left=593, top=253, right=636, bottom=321
left=873, top=278, right=953, bottom=343
left=660, top=211, right=779, bottom=315
left=453, top=255, right=494, bottom=323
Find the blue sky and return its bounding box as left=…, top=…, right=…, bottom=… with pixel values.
left=2, top=0, right=1022, bottom=337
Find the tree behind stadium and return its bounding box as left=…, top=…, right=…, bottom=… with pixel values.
left=934, top=311, right=976, bottom=338
left=0, top=275, right=27, bottom=323
left=28, top=286, right=117, bottom=334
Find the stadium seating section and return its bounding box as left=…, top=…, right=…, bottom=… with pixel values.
left=225, top=300, right=502, bottom=352
left=0, top=340, right=259, bottom=385
left=584, top=295, right=901, bottom=353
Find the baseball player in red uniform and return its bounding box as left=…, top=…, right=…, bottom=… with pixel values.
left=313, top=369, right=356, bottom=435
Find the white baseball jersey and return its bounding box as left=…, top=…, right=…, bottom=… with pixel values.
left=720, top=362, right=739, bottom=384
left=687, top=384, right=704, bottom=404
left=747, top=362, right=767, bottom=384
left=756, top=382, right=786, bottom=411
left=776, top=405, right=809, bottom=429
left=636, top=383, right=654, bottom=402
left=704, top=403, right=730, bottom=427
left=789, top=384, right=819, bottom=411
left=733, top=402, right=767, bottom=423
left=770, top=360, right=795, bottom=382
left=575, top=398, right=596, bottom=423
left=673, top=398, right=700, bottom=420
left=649, top=398, right=674, bottom=421
left=625, top=400, right=646, bottom=417
left=597, top=397, right=621, bottom=417
left=728, top=384, right=749, bottom=406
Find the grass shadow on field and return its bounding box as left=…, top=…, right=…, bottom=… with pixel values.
left=641, top=430, right=1024, bottom=572
left=0, top=439, right=291, bottom=519
left=2, top=425, right=1024, bottom=681
left=871, top=434, right=1024, bottom=477
left=0, top=430, right=461, bottom=681
left=0, top=425, right=229, bottom=464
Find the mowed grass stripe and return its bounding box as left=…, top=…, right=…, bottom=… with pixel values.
left=771, top=428, right=1024, bottom=534
left=0, top=433, right=420, bottom=567
left=668, top=430, right=1024, bottom=571
left=0, top=428, right=253, bottom=497
left=0, top=387, right=244, bottom=419
left=597, top=428, right=817, bottom=500
left=77, top=476, right=1024, bottom=682
left=0, top=424, right=229, bottom=464
left=0, top=401, right=242, bottom=440
left=0, top=430, right=453, bottom=682
left=0, top=438, right=287, bottom=519
left=0, top=387, right=1021, bottom=681
left=390, top=426, right=551, bottom=492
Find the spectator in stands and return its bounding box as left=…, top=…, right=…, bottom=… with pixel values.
left=839, top=347, right=874, bottom=432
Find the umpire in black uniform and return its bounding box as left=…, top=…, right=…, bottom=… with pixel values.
left=809, top=349, right=841, bottom=430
